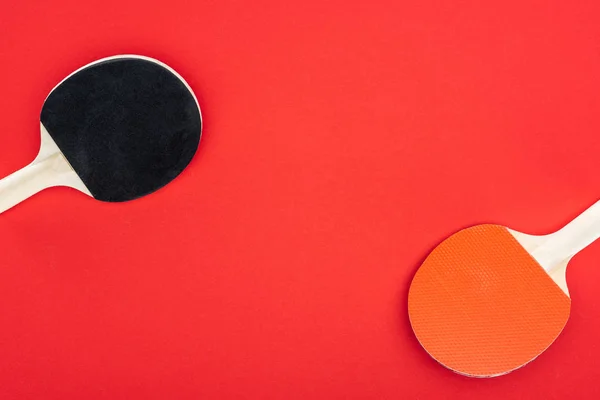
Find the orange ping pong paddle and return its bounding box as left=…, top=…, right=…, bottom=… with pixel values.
left=408, top=203, right=600, bottom=377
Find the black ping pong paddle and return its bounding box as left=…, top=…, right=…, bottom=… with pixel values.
left=0, top=55, right=202, bottom=214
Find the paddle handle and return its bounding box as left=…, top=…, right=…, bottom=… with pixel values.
left=0, top=154, right=65, bottom=214
left=532, top=200, right=600, bottom=267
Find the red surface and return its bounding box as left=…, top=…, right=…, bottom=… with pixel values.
left=1, top=0, right=600, bottom=398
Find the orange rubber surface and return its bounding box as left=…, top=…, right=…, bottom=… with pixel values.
left=408, top=224, right=571, bottom=377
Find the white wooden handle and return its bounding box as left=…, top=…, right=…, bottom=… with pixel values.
left=0, top=153, right=67, bottom=214
left=531, top=200, right=600, bottom=268
left=0, top=125, right=91, bottom=215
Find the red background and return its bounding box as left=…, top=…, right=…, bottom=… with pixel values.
left=1, top=1, right=600, bottom=398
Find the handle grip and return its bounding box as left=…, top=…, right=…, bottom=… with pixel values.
left=531, top=200, right=600, bottom=268
left=0, top=153, right=72, bottom=214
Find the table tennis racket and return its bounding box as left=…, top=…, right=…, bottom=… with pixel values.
left=0, top=55, right=201, bottom=214
left=408, top=202, right=600, bottom=377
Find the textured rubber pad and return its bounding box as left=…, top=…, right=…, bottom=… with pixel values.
left=40, top=58, right=201, bottom=202
left=408, top=224, right=571, bottom=377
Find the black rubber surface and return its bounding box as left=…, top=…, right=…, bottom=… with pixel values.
left=40, top=57, right=201, bottom=202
